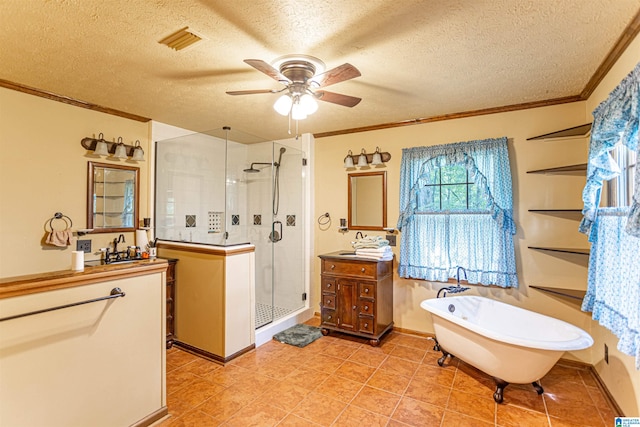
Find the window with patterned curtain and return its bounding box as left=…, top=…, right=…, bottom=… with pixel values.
left=396, top=137, right=518, bottom=288
left=580, top=62, right=640, bottom=370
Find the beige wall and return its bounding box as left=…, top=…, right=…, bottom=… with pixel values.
left=0, top=88, right=151, bottom=278
left=313, top=37, right=640, bottom=415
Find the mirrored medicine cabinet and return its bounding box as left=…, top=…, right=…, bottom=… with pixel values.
left=87, top=162, right=139, bottom=233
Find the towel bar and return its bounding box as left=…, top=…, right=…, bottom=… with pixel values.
left=0, top=287, right=125, bottom=322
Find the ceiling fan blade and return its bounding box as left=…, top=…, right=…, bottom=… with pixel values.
left=226, top=89, right=279, bottom=95
left=244, top=59, right=290, bottom=84
left=311, top=63, right=361, bottom=88
left=316, top=90, right=362, bottom=107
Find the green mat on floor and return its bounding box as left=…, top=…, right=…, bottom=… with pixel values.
left=273, top=324, right=323, bottom=348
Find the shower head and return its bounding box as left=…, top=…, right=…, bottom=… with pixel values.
left=243, top=162, right=272, bottom=173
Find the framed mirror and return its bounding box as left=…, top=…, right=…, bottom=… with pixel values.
left=348, top=171, right=387, bottom=230
left=87, top=162, right=139, bottom=233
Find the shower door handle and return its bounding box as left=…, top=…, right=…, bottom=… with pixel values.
left=269, top=221, right=283, bottom=243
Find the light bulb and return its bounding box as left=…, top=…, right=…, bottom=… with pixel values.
left=114, top=143, right=128, bottom=159
left=273, top=94, right=292, bottom=116
left=94, top=139, right=108, bottom=156
left=371, top=147, right=383, bottom=165
left=344, top=151, right=354, bottom=168
left=299, top=94, right=318, bottom=115
left=132, top=146, right=145, bottom=161
left=357, top=149, right=368, bottom=167
left=291, top=103, right=307, bottom=120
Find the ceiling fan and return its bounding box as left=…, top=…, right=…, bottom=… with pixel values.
left=226, top=54, right=361, bottom=120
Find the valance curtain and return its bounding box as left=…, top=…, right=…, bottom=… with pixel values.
left=396, top=137, right=518, bottom=288
left=580, top=62, right=640, bottom=369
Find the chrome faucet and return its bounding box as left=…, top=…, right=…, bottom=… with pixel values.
left=456, top=266, right=467, bottom=286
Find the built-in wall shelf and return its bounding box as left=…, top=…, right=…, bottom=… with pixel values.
left=526, top=163, right=588, bottom=174
left=528, top=209, right=582, bottom=213
left=530, top=286, right=586, bottom=301
left=528, top=246, right=590, bottom=255
left=527, top=123, right=592, bottom=141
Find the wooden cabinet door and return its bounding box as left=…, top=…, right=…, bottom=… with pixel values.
left=337, top=279, right=356, bottom=331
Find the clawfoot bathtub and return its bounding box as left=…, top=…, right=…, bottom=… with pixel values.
left=420, top=296, right=593, bottom=403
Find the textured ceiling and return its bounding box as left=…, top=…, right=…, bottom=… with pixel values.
left=1, top=0, right=639, bottom=140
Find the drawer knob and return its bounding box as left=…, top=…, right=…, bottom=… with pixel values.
left=361, top=268, right=365, bottom=272
left=365, top=288, right=369, bottom=293
left=327, top=283, right=332, bottom=288
left=327, top=300, right=331, bottom=304
left=328, top=315, right=332, bottom=319
left=352, top=305, right=356, bottom=310
left=364, top=323, right=369, bottom=328
left=364, top=305, right=369, bottom=310
left=331, top=264, right=336, bottom=269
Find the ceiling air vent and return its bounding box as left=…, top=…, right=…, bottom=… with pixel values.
left=159, top=27, right=205, bottom=51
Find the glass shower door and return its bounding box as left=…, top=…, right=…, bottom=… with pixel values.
left=270, top=142, right=306, bottom=324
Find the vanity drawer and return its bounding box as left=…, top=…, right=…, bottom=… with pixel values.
left=322, top=294, right=336, bottom=309
left=322, top=259, right=377, bottom=279
left=359, top=301, right=374, bottom=316
left=321, top=278, right=336, bottom=294
left=359, top=283, right=376, bottom=299
left=358, top=317, right=375, bottom=334
left=322, top=309, right=337, bottom=327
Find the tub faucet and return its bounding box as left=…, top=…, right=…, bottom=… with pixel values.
left=456, top=266, right=467, bottom=286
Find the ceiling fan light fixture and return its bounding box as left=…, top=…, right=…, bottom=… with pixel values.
left=300, top=94, right=318, bottom=115
left=291, top=102, right=307, bottom=120
left=273, top=94, right=292, bottom=115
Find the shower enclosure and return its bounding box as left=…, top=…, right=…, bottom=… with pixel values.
left=154, top=127, right=307, bottom=329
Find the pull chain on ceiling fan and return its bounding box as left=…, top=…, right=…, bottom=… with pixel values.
left=226, top=54, right=362, bottom=122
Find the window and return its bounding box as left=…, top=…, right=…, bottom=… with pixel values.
left=606, top=142, right=637, bottom=208
left=580, top=62, right=639, bottom=370
left=397, top=137, right=518, bottom=288
left=418, top=164, right=489, bottom=212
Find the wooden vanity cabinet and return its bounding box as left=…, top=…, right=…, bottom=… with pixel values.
left=319, top=252, right=393, bottom=346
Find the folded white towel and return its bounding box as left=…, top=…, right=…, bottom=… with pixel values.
left=355, top=254, right=393, bottom=261
left=352, top=236, right=390, bottom=249
left=356, top=247, right=392, bottom=254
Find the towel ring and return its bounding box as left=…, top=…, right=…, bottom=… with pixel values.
left=317, top=212, right=331, bottom=226
left=47, top=212, right=72, bottom=231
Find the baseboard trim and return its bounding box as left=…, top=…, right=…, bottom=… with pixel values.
left=589, top=366, right=625, bottom=417
left=174, top=340, right=255, bottom=365
left=392, top=327, right=624, bottom=416
left=132, top=406, right=168, bottom=427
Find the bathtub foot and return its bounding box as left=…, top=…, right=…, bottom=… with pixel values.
left=437, top=350, right=451, bottom=367
left=432, top=338, right=441, bottom=352
left=493, top=378, right=509, bottom=403
left=532, top=381, right=544, bottom=395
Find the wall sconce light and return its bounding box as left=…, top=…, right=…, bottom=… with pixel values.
left=344, top=150, right=355, bottom=168
left=344, top=147, right=391, bottom=169
left=80, top=134, right=145, bottom=161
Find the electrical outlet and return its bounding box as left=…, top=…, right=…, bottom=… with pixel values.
left=386, top=234, right=396, bottom=246
left=77, top=239, right=91, bottom=253
left=604, top=343, right=609, bottom=364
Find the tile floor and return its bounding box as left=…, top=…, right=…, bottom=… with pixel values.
left=156, top=318, right=618, bottom=427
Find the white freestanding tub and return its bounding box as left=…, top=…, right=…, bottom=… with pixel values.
left=420, top=296, right=593, bottom=402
